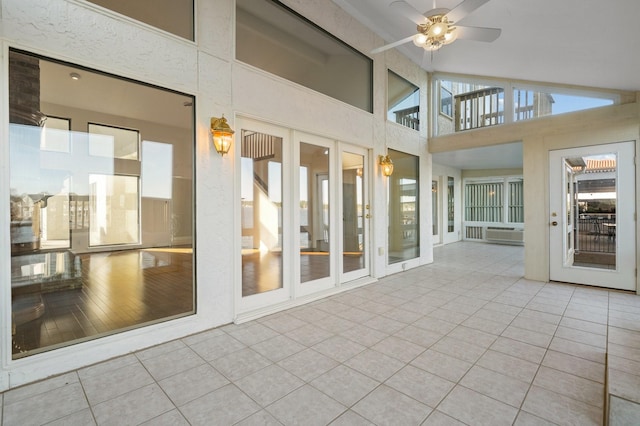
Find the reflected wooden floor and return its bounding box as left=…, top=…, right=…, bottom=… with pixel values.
left=12, top=248, right=194, bottom=357
left=242, top=251, right=364, bottom=297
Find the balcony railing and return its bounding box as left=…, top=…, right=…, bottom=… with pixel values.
left=576, top=215, right=616, bottom=253
left=455, top=87, right=504, bottom=131
left=393, top=105, right=419, bottom=130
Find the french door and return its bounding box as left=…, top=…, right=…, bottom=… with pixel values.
left=237, top=118, right=370, bottom=314
left=549, top=141, right=636, bottom=290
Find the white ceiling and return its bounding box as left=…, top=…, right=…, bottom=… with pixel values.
left=333, top=0, right=640, bottom=170
left=334, top=0, right=640, bottom=92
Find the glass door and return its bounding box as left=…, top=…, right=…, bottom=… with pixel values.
left=549, top=142, right=636, bottom=290
left=296, top=132, right=335, bottom=297
left=341, top=145, right=369, bottom=282
left=238, top=118, right=291, bottom=311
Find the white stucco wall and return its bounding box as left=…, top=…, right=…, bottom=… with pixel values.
left=0, top=0, right=430, bottom=390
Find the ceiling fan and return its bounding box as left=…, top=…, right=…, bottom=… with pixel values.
left=372, top=0, right=501, bottom=54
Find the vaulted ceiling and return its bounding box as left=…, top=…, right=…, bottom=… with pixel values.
left=334, top=0, right=640, bottom=92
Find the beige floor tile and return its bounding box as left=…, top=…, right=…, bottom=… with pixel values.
left=533, top=366, right=604, bottom=408
left=188, top=332, right=246, bottom=361
left=362, top=315, right=406, bottom=334
left=267, top=385, right=347, bottom=426
left=335, top=306, right=378, bottom=323
left=3, top=382, right=89, bottom=426
left=329, top=410, right=375, bottom=425
left=352, top=385, right=432, bottom=426
left=338, top=324, right=388, bottom=347
left=380, top=306, right=425, bottom=324
left=385, top=365, right=455, bottom=408
left=522, top=385, right=602, bottom=426
left=140, top=409, right=190, bottom=425
left=344, top=349, right=405, bottom=382
left=285, top=323, right=334, bottom=346
left=235, top=410, right=283, bottom=426
left=422, top=410, right=467, bottom=425
left=312, top=335, right=366, bottom=363
left=560, top=316, right=608, bottom=335
left=180, top=384, right=260, bottom=426
left=608, top=355, right=640, bottom=376
left=235, top=364, right=304, bottom=406
left=460, top=365, right=530, bottom=407
left=476, top=349, right=539, bottom=383
left=371, top=335, right=426, bottom=363
left=513, top=411, right=557, bottom=426
left=609, top=395, right=640, bottom=426
left=490, top=336, right=547, bottom=364
left=92, top=383, right=174, bottom=426
left=461, top=315, right=508, bottom=335
left=277, top=348, right=339, bottom=382
left=554, top=326, right=607, bottom=348
left=509, top=317, right=558, bottom=336
left=77, top=354, right=139, bottom=380
left=608, top=368, right=640, bottom=404
left=482, top=301, right=523, bottom=316
left=46, top=408, right=96, bottom=426
left=549, top=336, right=606, bottom=364
left=501, top=325, right=553, bottom=348
left=517, top=308, right=562, bottom=325
left=140, top=346, right=206, bottom=381
left=260, top=312, right=308, bottom=333
left=209, top=347, right=272, bottom=381
left=429, top=307, right=473, bottom=323
left=431, top=336, right=487, bottom=363
left=136, top=340, right=186, bottom=361
left=158, top=364, right=229, bottom=406
left=608, top=326, right=640, bottom=349
left=81, top=361, right=155, bottom=406
left=413, top=316, right=458, bottom=335
left=3, top=372, right=79, bottom=406
left=472, top=307, right=519, bottom=324
left=310, top=365, right=379, bottom=407
left=393, top=325, right=443, bottom=348
left=438, top=385, right=519, bottom=426
left=542, top=350, right=605, bottom=383
left=250, top=334, right=306, bottom=362
left=225, top=322, right=280, bottom=346
left=447, top=325, right=497, bottom=348
left=411, top=349, right=473, bottom=382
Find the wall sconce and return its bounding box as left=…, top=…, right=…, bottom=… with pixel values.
left=210, top=115, right=234, bottom=156
left=379, top=154, right=394, bottom=177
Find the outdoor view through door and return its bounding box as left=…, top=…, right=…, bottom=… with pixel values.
left=549, top=142, right=636, bottom=290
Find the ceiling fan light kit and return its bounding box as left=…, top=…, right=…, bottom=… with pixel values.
left=413, top=14, right=458, bottom=51
left=372, top=0, right=500, bottom=55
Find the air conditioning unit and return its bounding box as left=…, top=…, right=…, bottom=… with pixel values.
left=485, top=227, right=524, bottom=245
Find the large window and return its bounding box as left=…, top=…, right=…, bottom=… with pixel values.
left=387, top=70, right=420, bottom=130
left=236, top=0, right=373, bottom=112
left=435, top=75, right=620, bottom=136
left=8, top=50, right=195, bottom=358
left=87, top=0, right=194, bottom=40
left=388, top=150, right=419, bottom=264
left=464, top=178, right=523, bottom=224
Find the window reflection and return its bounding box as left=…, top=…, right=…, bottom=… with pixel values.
left=388, top=150, right=419, bottom=264
left=9, top=50, right=194, bottom=358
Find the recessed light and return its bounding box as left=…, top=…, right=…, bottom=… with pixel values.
left=69, top=72, right=81, bottom=80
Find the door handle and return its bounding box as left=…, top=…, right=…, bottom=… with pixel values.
left=551, top=221, right=558, bottom=226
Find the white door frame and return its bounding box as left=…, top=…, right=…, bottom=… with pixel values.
left=549, top=141, right=636, bottom=291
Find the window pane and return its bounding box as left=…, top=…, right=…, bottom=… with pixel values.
left=448, top=177, right=454, bottom=232
left=236, top=0, right=373, bottom=112
left=435, top=78, right=504, bottom=136
left=241, top=130, right=284, bottom=296
left=388, top=71, right=420, bottom=130
left=300, top=143, right=330, bottom=282
left=87, top=0, right=194, bottom=40
left=9, top=49, right=194, bottom=358
left=388, top=150, right=419, bottom=264
left=509, top=180, right=524, bottom=223
left=342, top=152, right=365, bottom=273
left=464, top=182, right=504, bottom=222
left=514, top=88, right=615, bottom=121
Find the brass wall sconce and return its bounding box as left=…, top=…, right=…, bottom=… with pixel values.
left=379, top=154, right=394, bottom=177
left=210, top=115, right=234, bottom=156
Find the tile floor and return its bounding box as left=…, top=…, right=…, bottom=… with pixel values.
left=2, top=241, right=640, bottom=425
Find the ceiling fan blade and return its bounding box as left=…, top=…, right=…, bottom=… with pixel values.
left=455, top=26, right=501, bottom=42
left=371, top=35, right=415, bottom=54
left=390, top=0, right=427, bottom=25
left=446, top=0, right=490, bottom=23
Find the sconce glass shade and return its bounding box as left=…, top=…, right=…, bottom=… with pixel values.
left=211, top=115, right=234, bottom=156
left=379, top=154, right=394, bottom=177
